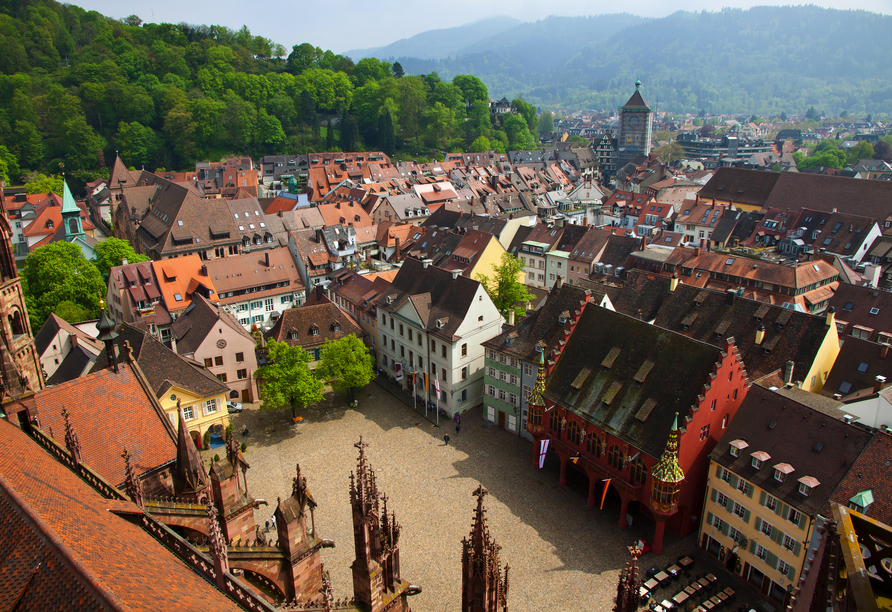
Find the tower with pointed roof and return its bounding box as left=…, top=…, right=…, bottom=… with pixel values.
left=61, top=178, right=85, bottom=240
left=617, top=80, right=654, bottom=168
left=649, top=412, right=685, bottom=554
left=461, top=486, right=509, bottom=612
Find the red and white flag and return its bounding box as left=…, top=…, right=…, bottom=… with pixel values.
left=538, top=439, right=550, bottom=469
left=435, top=376, right=441, bottom=400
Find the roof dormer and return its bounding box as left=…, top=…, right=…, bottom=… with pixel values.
left=729, top=439, right=748, bottom=458
left=750, top=451, right=770, bottom=470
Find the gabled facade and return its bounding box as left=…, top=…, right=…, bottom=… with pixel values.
left=700, top=386, right=872, bottom=606
left=527, top=306, right=749, bottom=554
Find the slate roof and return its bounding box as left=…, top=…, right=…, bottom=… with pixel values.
left=375, top=257, right=483, bottom=341
left=45, top=344, right=96, bottom=385
left=821, top=336, right=892, bottom=399
left=621, top=88, right=650, bottom=111
left=711, top=385, right=872, bottom=517
left=34, top=313, right=103, bottom=357
left=698, top=167, right=780, bottom=208
left=264, top=302, right=363, bottom=348
left=826, top=431, right=892, bottom=524
left=483, top=284, right=592, bottom=361
left=34, top=362, right=176, bottom=486
left=0, top=418, right=244, bottom=611
left=765, top=172, right=892, bottom=220
left=829, top=283, right=892, bottom=343
left=91, top=323, right=229, bottom=402
left=171, top=294, right=254, bottom=355
left=544, top=306, right=725, bottom=459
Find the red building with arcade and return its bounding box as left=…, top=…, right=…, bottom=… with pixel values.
left=526, top=306, right=750, bottom=554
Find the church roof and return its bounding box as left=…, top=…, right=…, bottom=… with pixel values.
left=621, top=88, right=651, bottom=111
left=61, top=179, right=79, bottom=214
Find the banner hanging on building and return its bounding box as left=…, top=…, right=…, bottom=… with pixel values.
left=538, top=439, right=550, bottom=469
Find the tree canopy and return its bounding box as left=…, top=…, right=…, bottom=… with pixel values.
left=91, top=237, right=148, bottom=283
left=254, top=339, right=324, bottom=418
left=315, top=334, right=375, bottom=402
left=476, top=253, right=533, bottom=320
left=21, top=241, right=104, bottom=329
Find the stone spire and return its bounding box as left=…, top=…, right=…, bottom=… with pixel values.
left=205, top=492, right=229, bottom=588
left=61, top=405, right=82, bottom=468
left=96, top=304, right=119, bottom=373
left=613, top=546, right=642, bottom=612
left=60, top=178, right=84, bottom=239
left=121, top=448, right=143, bottom=509
left=462, top=485, right=509, bottom=612
left=651, top=412, right=684, bottom=485
left=173, top=403, right=208, bottom=495
left=526, top=347, right=548, bottom=410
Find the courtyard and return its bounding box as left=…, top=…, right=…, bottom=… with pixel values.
left=218, top=381, right=708, bottom=611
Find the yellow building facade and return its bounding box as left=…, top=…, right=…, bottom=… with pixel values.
left=159, top=385, right=230, bottom=448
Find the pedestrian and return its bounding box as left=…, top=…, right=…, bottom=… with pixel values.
left=265, top=520, right=270, bottom=532
left=455, top=423, right=461, bottom=435
left=444, top=434, right=450, bottom=446
left=271, top=515, right=276, bottom=529
left=242, top=424, right=249, bottom=437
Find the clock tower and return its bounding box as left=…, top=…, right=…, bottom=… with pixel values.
left=617, top=80, right=653, bottom=168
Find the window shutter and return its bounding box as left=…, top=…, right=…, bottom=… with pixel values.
left=766, top=552, right=779, bottom=570
left=743, top=508, right=751, bottom=524
left=798, top=513, right=807, bottom=530
left=760, top=491, right=767, bottom=506
left=746, top=483, right=754, bottom=499
left=730, top=474, right=740, bottom=489
left=721, top=522, right=730, bottom=537
left=716, top=463, right=723, bottom=478
left=772, top=527, right=783, bottom=545
left=711, top=488, right=718, bottom=503
left=793, top=540, right=802, bottom=557
left=706, top=512, right=714, bottom=528
left=786, top=564, right=796, bottom=580
left=755, top=517, right=762, bottom=531
left=781, top=504, right=790, bottom=519
left=749, top=539, right=757, bottom=555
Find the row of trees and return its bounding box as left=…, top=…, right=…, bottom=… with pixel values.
left=0, top=0, right=536, bottom=189
left=254, top=335, right=375, bottom=419
left=794, top=136, right=892, bottom=171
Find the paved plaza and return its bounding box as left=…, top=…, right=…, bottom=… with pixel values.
left=216, top=382, right=724, bottom=611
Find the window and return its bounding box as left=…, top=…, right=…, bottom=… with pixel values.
left=778, top=559, right=792, bottom=577
left=399, top=324, right=404, bottom=336
left=751, top=456, right=763, bottom=469
left=204, top=398, right=218, bottom=415
left=281, top=295, right=293, bottom=304
left=183, top=405, right=194, bottom=420
left=498, top=388, right=506, bottom=401
left=716, top=491, right=729, bottom=509
left=487, top=366, right=496, bottom=378
left=509, top=374, right=519, bottom=386
left=722, top=414, right=728, bottom=429
left=442, top=368, right=446, bottom=382
left=728, top=526, right=743, bottom=543
left=712, top=514, right=726, bottom=531
left=408, top=329, right=413, bottom=341
left=871, top=307, right=880, bottom=315
left=488, top=349, right=496, bottom=360
left=711, top=398, right=717, bottom=411
left=461, top=343, right=467, bottom=357
left=487, top=385, right=496, bottom=396
left=788, top=508, right=802, bottom=525
left=738, top=479, right=752, bottom=496
left=630, top=457, right=646, bottom=484
left=608, top=444, right=622, bottom=470
left=236, top=352, right=244, bottom=363
left=215, top=356, right=224, bottom=366
left=524, top=363, right=534, bottom=376
left=782, top=534, right=796, bottom=552
left=756, top=544, right=768, bottom=562
left=509, top=393, right=518, bottom=406
left=478, top=315, right=483, bottom=322
left=730, top=445, right=739, bottom=457
left=764, top=494, right=778, bottom=512
left=204, top=358, right=213, bottom=367
left=312, top=327, right=319, bottom=336
left=499, top=371, right=507, bottom=382
left=798, top=483, right=812, bottom=496
left=774, top=469, right=787, bottom=483
left=700, top=425, right=710, bottom=440
left=461, top=366, right=468, bottom=381
left=442, top=345, right=446, bottom=358
left=720, top=468, right=732, bottom=484
left=733, top=502, right=747, bottom=520
left=217, top=373, right=227, bottom=382
left=237, top=369, right=247, bottom=379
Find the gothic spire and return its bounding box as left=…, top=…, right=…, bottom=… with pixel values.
left=61, top=405, right=81, bottom=467
left=651, top=412, right=685, bottom=484
left=613, top=546, right=642, bottom=612
left=291, top=463, right=316, bottom=512
left=121, top=448, right=143, bottom=509
left=173, top=403, right=208, bottom=494
left=205, top=492, right=229, bottom=582
left=462, top=485, right=509, bottom=612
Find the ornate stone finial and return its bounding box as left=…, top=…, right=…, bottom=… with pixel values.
left=613, top=545, right=643, bottom=612
left=320, top=567, right=334, bottom=612
left=121, top=448, right=143, bottom=509
left=205, top=493, right=229, bottom=572
left=61, top=405, right=81, bottom=466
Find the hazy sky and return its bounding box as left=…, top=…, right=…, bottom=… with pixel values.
left=74, top=0, right=892, bottom=54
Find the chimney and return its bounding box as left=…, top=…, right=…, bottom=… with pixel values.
left=422, top=258, right=432, bottom=269
left=555, top=275, right=563, bottom=290
left=200, top=264, right=207, bottom=276
left=316, top=284, right=324, bottom=302
left=394, top=237, right=400, bottom=263
left=508, top=309, right=515, bottom=326
left=278, top=209, right=284, bottom=218
left=264, top=251, right=271, bottom=267
left=122, top=258, right=128, bottom=266
left=864, top=263, right=882, bottom=289
left=826, top=306, right=835, bottom=328
left=784, top=360, right=795, bottom=386
left=452, top=270, right=461, bottom=280
left=640, top=236, right=647, bottom=250
left=755, top=324, right=766, bottom=345
left=669, top=274, right=679, bottom=292
left=875, top=376, right=887, bottom=393
left=694, top=245, right=701, bottom=256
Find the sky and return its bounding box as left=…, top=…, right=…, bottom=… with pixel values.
left=74, top=0, right=892, bottom=55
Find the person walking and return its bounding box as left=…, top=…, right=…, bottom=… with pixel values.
left=455, top=422, right=461, bottom=435
left=444, top=434, right=450, bottom=446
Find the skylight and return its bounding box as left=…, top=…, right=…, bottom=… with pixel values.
left=870, top=307, right=880, bottom=315
left=858, top=362, right=870, bottom=373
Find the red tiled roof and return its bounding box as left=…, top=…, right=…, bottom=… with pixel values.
left=34, top=363, right=176, bottom=486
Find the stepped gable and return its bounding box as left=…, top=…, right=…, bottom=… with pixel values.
left=544, top=306, right=725, bottom=459
left=33, top=361, right=176, bottom=487
left=0, top=418, right=244, bottom=611
left=484, top=283, right=591, bottom=361
left=376, top=257, right=481, bottom=340
left=698, top=167, right=780, bottom=209
left=713, top=385, right=871, bottom=518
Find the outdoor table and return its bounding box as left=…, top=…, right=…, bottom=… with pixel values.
left=640, top=586, right=651, bottom=599
left=698, top=578, right=710, bottom=589
left=673, top=592, right=690, bottom=605
left=679, top=556, right=694, bottom=568
left=661, top=599, right=675, bottom=610
left=705, top=573, right=717, bottom=583
left=702, top=600, right=715, bottom=610
left=723, top=588, right=736, bottom=597
left=667, top=564, right=681, bottom=575
left=709, top=596, right=722, bottom=605
left=644, top=578, right=660, bottom=590
left=685, top=586, right=697, bottom=596
left=654, top=571, right=669, bottom=583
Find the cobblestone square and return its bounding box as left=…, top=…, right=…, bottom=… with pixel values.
left=217, top=382, right=703, bottom=611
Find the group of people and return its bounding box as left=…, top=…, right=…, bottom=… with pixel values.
left=444, top=414, right=461, bottom=446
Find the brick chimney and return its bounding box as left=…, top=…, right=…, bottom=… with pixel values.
left=875, top=375, right=887, bottom=393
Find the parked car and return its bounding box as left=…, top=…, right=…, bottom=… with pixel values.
left=227, top=401, right=243, bottom=414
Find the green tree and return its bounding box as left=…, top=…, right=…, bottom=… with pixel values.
left=469, top=136, right=491, bottom=152
left=25, top=173, right=64, bottom=194
left=391, top=61, right=404, bottom=78
left=847, top=141, right=874, bottom=165
left=54, top=300, right=94, bottom=324
left=116, top=121, right=159, bottom=169
left=873, top=140, right=892, bottom=162
left=91, top=237, right=148, bottom=283
left=655, top=142, right=685, bottom=163
left=538, top=110, right=554, bottom=133
left=511, top=98, right=538, bottom=133
left=378, top=110, right=395, bottom=156
left=254, top=339, right=324, bottom=418
left=315, top=334, right=375, bottom=402
left=10, top=121, right=43, bottom=170
left=326, top=117, right=335, bottom=150
left=475, top=253, right=533, bottom=320
left=22, top=242, right=104, bottom=330
left=0, top=147, right=19, bottom=185
left=805, top=106, right=818, bottom=120
left=340, top=109, right=359, bottom=152
left=780, top=111, right=787, bottom=121
left=452, top=74, right=487, bottom=106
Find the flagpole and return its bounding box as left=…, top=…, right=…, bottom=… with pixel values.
left=412, top=355, right=417, bottom=413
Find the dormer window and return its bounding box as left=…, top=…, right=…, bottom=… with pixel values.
left=333, top=323, right=340, bottom=332
left=311, top=326, right=319, bottom=336
left=849, top=490, right=874, bottom=514
left=798, top=475, right=820, bottom=497
left=750, top=450, right=770, bottom=470
left=290, top=332, right=298, bottom=340
left=729, top=439, right=748, bottom=458
left=798, top=483, right=811, bottom=496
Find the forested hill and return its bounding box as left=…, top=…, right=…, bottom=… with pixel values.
left=0, top=0, right=537, bottom=188
left=386, top=6, right=892, bottom=115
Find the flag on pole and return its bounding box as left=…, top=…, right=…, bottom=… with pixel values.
left=435, top=376, right=440, bottom=400
left=600, top=478, right=612, bottom=510
left=424, top=372, right=429, bottom=393
left=538, top=439, right=550, bottom=469
left=570, top=453, right=580, bottom=464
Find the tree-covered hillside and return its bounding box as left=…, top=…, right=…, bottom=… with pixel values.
left=0, top=0, right=531, bottom=187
